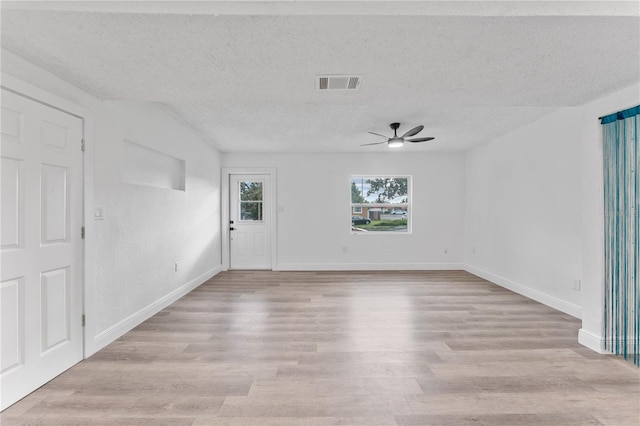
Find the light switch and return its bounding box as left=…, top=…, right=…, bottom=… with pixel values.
left=94, top=207, right=105, bottom=220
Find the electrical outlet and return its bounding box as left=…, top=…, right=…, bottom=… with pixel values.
left=174, top=262, right=179, bottom=272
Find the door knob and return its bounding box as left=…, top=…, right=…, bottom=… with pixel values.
left=230, top=227, right=236, bottom=231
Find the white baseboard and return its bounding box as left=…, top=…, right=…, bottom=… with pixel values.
left=578, top=329, right=609, bottom=353
left=277, top=262, right=465, bottom=271
left=89, top=265, right=222, bottom=355
left=578, top=328, right=639, bottom=354
left=464, top=264, right=582, bottom=319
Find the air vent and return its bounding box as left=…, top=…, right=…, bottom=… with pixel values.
left=316, top=75, right=362, bottom=91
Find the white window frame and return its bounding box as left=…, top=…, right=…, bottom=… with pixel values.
left=238, top=179, right=265, bottom=223
left=352, top=206, right=362, bottom=214
left=350, top=175, right=412, bottom=235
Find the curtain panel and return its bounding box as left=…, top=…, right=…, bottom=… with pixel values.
left=601, top=105, right=640, bottom=366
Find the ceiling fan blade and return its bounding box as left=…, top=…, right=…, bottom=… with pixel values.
left=361, top=141, right=388, bottom=146
left=401, top=125, right=424, bottom=138
left=368, top=131, right=389, bottom=140
left=406, top=137, right=435, bottom=143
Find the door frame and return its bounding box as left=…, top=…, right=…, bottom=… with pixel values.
left=1, top=73, right=96, bottom=357
left=221, top=167, right=277, bottom=271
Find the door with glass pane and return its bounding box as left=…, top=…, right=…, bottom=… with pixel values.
left=229, top=174, right=271, bottom=269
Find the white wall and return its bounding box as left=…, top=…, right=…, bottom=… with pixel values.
left=90, top=101, right=221, bottom=351
left=465, top=83, right=640, bottom=340
left=2, top=50, right=223, bottom=355
left=222, top=152, right=465, bottom=270
left=465, top=107, right=584, bottom=317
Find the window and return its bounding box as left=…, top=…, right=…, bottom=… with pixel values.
left=350, top=176, right=410, bottom=233
left=239, top=181, right=263, bottom=221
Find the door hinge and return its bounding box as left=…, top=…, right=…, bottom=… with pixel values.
left=82, top=314, right=86, bottom=327
left=81, top=226, right=85, bottom=239
left=81, top=139, right=85, bottom=152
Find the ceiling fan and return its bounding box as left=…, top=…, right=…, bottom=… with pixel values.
left=363, top=122, right=435, bottom=148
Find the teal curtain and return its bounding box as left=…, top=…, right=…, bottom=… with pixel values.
left=602, top=105, right=640, bottom=366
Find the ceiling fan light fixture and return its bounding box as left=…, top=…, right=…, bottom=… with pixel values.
left=388, top=138, right=404, bottom=148
left=362, top=123, right=434, bottom=148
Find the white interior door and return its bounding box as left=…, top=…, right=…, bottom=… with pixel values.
left=229, top=174, right=271, bottom=269
left=1, top=89, right=84, bottom=410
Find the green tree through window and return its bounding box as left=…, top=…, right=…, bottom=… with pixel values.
left=350, top=176, right=410, bottom=233
left=239, top=181, right=263, bottom=221
left=351, top=181, right=367, bottom=203
left=366, top=178, right=407, bottom=203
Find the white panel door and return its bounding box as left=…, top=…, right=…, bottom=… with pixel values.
left=229, top=174, right=271, bottom=269
left=1, top=89, right=83, bottom=410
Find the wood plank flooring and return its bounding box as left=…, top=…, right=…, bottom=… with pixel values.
left=2, top=271, right=639, bottom=425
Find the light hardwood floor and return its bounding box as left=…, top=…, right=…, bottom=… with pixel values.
left=2, top=271, right=639, bottom=425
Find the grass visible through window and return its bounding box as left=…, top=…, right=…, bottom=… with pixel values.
left=350, top=176, right=410, bottom=233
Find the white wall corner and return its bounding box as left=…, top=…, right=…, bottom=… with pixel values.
left=465, top=264, right=583, bottom=319
left=86, top=265, right=222, bottom=356
left=578, top=329, right=638, bottom=355
left=578, top=328, right=609, bottom=354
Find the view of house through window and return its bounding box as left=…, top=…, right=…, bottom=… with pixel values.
left=350, top=176, right=410, bottom=233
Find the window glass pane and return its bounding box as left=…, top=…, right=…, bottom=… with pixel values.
left=350, top=177, right=409, bottom=233
left=240, top=181, right=263, bottom=201
left=240, top=202, right=263, bottom=221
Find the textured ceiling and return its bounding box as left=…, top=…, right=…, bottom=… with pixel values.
left=2, top=1, right=639, bottom=152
